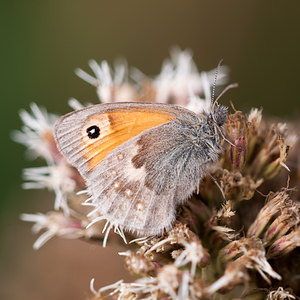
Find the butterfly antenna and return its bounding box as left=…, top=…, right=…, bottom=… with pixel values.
left=211, top=59, right=223, bottom=106
left=211, top=60, right=239, bottom=112
left=214, top=83, right=239, bottom=105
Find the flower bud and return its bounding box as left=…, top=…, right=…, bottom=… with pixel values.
left=225, top=111, right=247, bottom=171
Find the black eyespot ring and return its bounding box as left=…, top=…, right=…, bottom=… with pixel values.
left=86, top=125, right=100, bottom=139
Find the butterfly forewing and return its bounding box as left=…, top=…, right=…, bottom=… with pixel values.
left=55, top=103, right=189, bottom=179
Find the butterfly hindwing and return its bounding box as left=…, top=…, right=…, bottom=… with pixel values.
left=86, top=133, right=177, bottom=235
left=86, top=120, right=211, bottom=235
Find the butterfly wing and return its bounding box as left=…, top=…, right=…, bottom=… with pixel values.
left=84, top=132, right=177, bottom=235
left=55, top=102, right=203, bottom=235
left=55, top=103, right=191, bottom=178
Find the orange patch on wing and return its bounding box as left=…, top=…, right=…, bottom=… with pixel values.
left=81, top=110, right=174, bottom=170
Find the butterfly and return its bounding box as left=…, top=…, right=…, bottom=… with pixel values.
left=54, top=96, right=232, bottom=239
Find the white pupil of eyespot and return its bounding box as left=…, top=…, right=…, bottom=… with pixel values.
left=87, top=125, right=100, bottom=139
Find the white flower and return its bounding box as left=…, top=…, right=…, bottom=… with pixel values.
left=21, top=212, right=84, bottom=249
left=68, top=98, right=86, bottom=110
left=151, top=47, right=229, bottom=107
left=23, top=164, right=77, bottom=213
left=185, top=71, right=213, bottom=114
left=90, top=277, right=158, bottom=299
left=12, top=103, right=59, bottom=164
left=75, top=59, right=138, bottom=103
left=90, top=268, right=192, bottom=300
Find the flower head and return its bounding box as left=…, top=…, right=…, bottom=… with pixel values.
left=21, top=212, right=86, bottom=249
left=15, top=49, right=300, bottom=298
left=219, top=237, right=281, bottom=284
left=152, top=47, right=229, bottom=107
left=12, top=103, right=60, bottom=164
left=76, top=59, right=138, bottom=103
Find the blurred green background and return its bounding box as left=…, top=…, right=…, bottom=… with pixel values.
left=1, top=1, right=300, bottom=299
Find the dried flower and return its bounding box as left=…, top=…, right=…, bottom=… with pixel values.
left=219, top=237, right=281, bottom=284
left=220, top=169, right=263, bottom=201
left=266, top=287, right=296, bottom=300
left=143, top=223, right=192, bottom=255
left=174, top=236, right=210, bottom=275
left=120, top=251, right=157, bottom=275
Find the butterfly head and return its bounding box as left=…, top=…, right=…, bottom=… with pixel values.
left=212, top=104, right=228, bottom=127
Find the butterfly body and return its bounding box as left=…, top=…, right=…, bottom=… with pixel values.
left=55, top=102, right=227, bottom=236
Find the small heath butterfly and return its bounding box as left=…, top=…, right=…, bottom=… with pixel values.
left=54, top=100, right=229, bottom=237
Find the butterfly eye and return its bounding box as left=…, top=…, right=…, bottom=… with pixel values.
left=86, top=125, right=100, bottom=139
left=213, top=105, right=228, bottom=127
